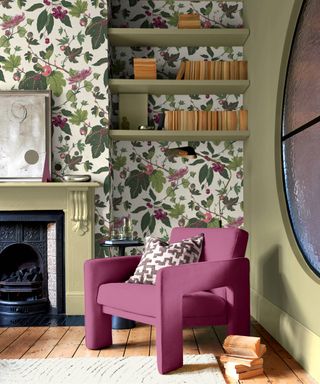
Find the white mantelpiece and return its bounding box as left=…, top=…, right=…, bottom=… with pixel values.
left=0, top=182, right=99, bottom=314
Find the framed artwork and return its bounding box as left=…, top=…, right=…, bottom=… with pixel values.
left=0, top=90, right=51, bottom=182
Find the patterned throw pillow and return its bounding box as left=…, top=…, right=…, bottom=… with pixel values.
left=126, top=234, right=204, bottom=285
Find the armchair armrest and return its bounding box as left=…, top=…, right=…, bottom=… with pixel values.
left=155, top=258, right=250, bottom=370
left=84, top=256, right=141, bottom=349
left=156, top=257, right=249, bottom=296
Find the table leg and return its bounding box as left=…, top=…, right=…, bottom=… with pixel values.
left=112, top=316, right=136, bottom=329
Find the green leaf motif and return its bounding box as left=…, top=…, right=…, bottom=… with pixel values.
left=66, top=90, right=76, bottom=103
left=0, top=70, right=5, bottom=82
left=169, top=203, right=185, bottom=219
left=85, top=16, right=108, bottom=50
left=17, top=26, right=27, bottom=37
left=3, top=55, right=21, bottom=72
left=17, top=0, right=26, bottom=7
left=0, top=36, right=10, bottom=48
left=46, top=71, right=66, bottom=97
left=69, top=0, right=88, bottom=17
left=141, top=212, right=151, bottom=232
left=65, top=154, right=82, bottom=171
left=26, top=3, right=44, bottom=11
left=103, top=174, right=111, bottom=194
left=69, top=109, right=88, bottom=125
left=19, top=71, right=47, bottom=90
left=132, top=206, right=147, bottom=214
left=93, top=58, right=108, bottom=66
left=37, top=9, right=48, bottom=33
left=46, top=14, right=54, bottom=34
left=85, top=125, right=109, bottom=158
left=125, top=170, right=149, bottom=199
left=113, top=156, right=126, bottom=171
left=199, top=164, right=209, bottom=184
left=150, top=170, right=166, bottom=193
left=60, top=122, right=71, bottom=135
left=61, top=15, right=72, bottom=27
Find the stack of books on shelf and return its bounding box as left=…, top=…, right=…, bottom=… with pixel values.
left=221, top=335, right=267, bottom=380
left=164, top=110, right=248, bottom=131
left=133, top=58, right=157, bottom=79
left=178, top=13, right=201, bottom=29
left=176, top=60, right=248, bottom=80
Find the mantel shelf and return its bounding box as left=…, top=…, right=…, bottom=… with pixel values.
left=108, top=28, right=249, bottom=47
left=0, top=182, right=100, bottom=188
left=109, top=130, right=249, bottom=141
left=109, top=79, right=249, bottom=95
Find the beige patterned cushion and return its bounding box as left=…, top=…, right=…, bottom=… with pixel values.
left=126, top=234, right=204, bottom=285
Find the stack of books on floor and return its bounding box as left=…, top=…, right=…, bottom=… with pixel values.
left=164, top=110, right=248, bottom=131
left=176, top=60, right=248, bottom=80
left=133, top=58, right=157, bottom=79
left=221, top=335, right=267, bottom=380
left=178, top=13, right=201, bottom=29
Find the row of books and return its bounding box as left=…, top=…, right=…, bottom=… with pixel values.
left=221, top=335, right=266, bottom=380
left=164, top=110, right=248, bottom=131
left=176, top=60, right=248, bottom=80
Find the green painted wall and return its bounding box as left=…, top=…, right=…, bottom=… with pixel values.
left=244, top=0, right=320, bottom=380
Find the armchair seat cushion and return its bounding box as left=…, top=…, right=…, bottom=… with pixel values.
left=97, top=282, right=227, bottom=320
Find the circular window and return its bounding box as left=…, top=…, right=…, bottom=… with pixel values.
left=282, top=0, right=320, bottom=277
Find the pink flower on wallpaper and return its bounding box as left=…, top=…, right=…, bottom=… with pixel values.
left=212, top=162, right=225, bottom=173
left=41, top=65, right=52, bottom=77
left=1, top=14, right=25, bottom=30
left=68, top=68, right=92, bottom=84
left=226, top=216, right=244, bottom=228
left=52, top=115, right=67, bottom=129
left=203, top=212, right=213, bottom=223
left=168, top=167, right=188, bottom=182
left=154, top=209, right=167, bottom=220
left=52, top=6, right=68, bottom=20
left=144, top=164, right=154, bottom=175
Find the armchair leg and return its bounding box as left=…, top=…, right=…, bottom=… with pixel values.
left=85, top=309, right=112, bottom=350
left=156, top=321, right=183, bottom=374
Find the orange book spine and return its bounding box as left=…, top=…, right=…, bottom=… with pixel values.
left=239, top=60, right=248, bottom=80
left=239, top=109, right=248, bottom=131
left=222, top=61, right=230, bottom=80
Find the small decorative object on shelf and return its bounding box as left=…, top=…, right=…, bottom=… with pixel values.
left=138, top=125, right=156, bottom=130
left=133, top=58, right=156, bottom=79
left=63, top=174, right=91, bottom=182
left=178, top=13, right=201, bottom=29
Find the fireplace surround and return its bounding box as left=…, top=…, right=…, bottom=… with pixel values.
left=0, top=182, right=98, bottom=315
left=0, top=211, right=64, bottom=317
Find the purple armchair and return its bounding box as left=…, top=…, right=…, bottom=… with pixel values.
left=84, top=227, right=249, bottom=374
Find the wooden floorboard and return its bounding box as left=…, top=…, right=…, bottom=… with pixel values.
left=0, top=321, right=317, bottom=383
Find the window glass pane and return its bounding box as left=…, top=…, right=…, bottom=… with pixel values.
left=283, top=122, right=320, bottom=275
left=283, top=0, right=320, bottom=136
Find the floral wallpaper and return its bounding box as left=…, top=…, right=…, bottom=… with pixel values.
left=111, top=140, right=244, bottom=253
left=0, top=0, right=111, bottom=247
left=1, top=0, right=245, bottom=257
left=110, top=1, right=243, bottom=29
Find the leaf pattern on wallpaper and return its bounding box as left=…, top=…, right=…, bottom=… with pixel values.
left=0, top=1, right=111, bottom=246
left=111, top=141, right=244, bottom=244
left=110, top=1, right=243, bottom=29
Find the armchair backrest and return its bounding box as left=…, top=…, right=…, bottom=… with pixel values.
left=170, top=227, right=248, bottom=262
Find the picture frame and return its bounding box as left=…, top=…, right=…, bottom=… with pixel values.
left=0, top=90, right=51, bottom=182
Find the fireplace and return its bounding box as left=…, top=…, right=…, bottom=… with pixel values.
left=0, top=211, right=64, bottom=318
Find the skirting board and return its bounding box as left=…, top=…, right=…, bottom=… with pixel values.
left=66, top=292, right=84, bottom=315
left=251, top=288, right=320, bottom=382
